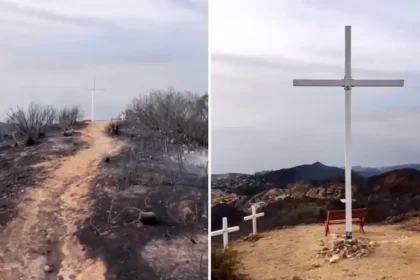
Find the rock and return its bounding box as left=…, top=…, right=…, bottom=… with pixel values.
left=43, top=265, right=52, bottom=273
left=330, top=254, right=340, bottom=263
left=332, top=239, right=344, bottom=247
left=123, top=209, right=139, bottom=224
left=311, top=263, right=320, bottom=268
left=140, top=211, right=158, bottom=225
left=346, top=253, right=355, bottom=259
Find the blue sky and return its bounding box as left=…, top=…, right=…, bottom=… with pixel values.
left=211, top=0, right=420, bottom=173
left=0, top=0, right=208, bottom=120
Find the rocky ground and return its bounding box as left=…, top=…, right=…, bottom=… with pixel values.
left=0, top=121, right=208, bottom=280
left=228, top=218, right=420, bottom=280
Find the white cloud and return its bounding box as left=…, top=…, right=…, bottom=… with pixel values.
left=0, top=0, right=208, bottom=120
left=210, top=0, right=420, bottom=173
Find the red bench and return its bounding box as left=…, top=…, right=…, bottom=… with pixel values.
left=324, top=208, right=368, bottom=236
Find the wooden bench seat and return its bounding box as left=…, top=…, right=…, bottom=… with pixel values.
left=324, top=208, right=367, bottom=236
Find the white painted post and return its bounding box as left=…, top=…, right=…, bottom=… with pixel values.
left=210, top=217, right=240, bottom=248
left=243, top=205, right=264, bottom=235
left=344, top=26, right=352, bottom=242
left=293, top=25, right=404, bottom=243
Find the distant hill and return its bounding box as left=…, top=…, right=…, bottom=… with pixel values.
left=260, top=161, right=360, bottom=187
left=380, top=164, right=420, bottom=173
left=353, top=164, right=420, bottom=177
left=362, top=168, right=420, bottom=196
left=212, top=162, right=420, bottom=197
left=212, top=162, right=361, bottom=196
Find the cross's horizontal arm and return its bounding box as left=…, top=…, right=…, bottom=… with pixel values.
left=211, top=230, right=224, bottom=236
left=351, top=79, right=404, bottom=87
left=293, top=79, right=345, bottom=87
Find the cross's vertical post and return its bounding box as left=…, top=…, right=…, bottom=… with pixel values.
left=243, top=205, right=265, bottom=235
left=251, top=206, right=257, bottom=235
left=91, top=77, right=95, bottom=122
left=222, top=217, right=229, bottom=246
left=344, top=25, right=353, bottom=243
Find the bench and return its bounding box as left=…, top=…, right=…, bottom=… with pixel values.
left=324, top=208, right=368, bottom=236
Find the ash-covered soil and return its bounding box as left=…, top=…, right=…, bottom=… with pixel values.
left=76, top=124, right=208, bottom=280
left=0, top=122, right=89, bottom=229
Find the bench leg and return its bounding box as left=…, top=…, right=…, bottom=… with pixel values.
left=324, top=222, right=329, bottom=236
left=359, top=221, right=365, bottom=234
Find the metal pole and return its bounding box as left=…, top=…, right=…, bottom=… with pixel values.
left=91, top=77, right=95, bottom=122
left=344, top=26, right=353, bottom=243
left=91, top=90, right=94, bottom=122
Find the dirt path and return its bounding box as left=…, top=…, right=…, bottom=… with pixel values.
left=231, top=222, right=420, bottom=280
left=0, top=122, right=122, bottom=280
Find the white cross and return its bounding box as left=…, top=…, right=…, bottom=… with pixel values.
left=211, top=217, right=240, bottom=248
left=293, top=26, right=404, bottom=243
left=244, top=205, right=264, bottom=235
left=84, top=76, right=105, bottom=122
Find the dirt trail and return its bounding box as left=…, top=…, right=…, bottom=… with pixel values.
left=0, top=122, right=122, bottom=280
left=231, top=222, right=420, bottom=280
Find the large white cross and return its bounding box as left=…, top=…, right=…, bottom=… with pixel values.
left=293, top=26, right=404, bottom=243
left=243, top=205, right=264, bottom=235
left=211, top=217, right=240, bottom=248
left=84, top=76, right=105, bottom=122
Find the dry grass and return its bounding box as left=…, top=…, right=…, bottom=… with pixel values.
left=211, top=245, right=250, bottom=280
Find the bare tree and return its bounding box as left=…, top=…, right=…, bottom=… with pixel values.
left=58, top=105, right=84, bottom=127
left=6, top=102, right=57, bottom=146
left=127, top=88, right=208, bottom=146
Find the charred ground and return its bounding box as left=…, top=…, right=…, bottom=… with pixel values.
left=77, top=122, right=208, bottom=280
left=0, top=122, right=89, bottom=229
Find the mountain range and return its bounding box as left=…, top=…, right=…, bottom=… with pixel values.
left=353, top=164, right=420, bottom=177
left=212, top=162, right=420, bottom=195
left=211, top=162, right=420, bottom=236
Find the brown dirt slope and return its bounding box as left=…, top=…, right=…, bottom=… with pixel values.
left=230, top=219, right=420, bottom=280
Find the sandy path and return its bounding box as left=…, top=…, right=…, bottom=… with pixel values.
left=231, top=223, right=420, bottom=280
left=0, top=122, right=122, bottom=280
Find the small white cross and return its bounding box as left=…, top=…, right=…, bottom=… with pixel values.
left=211, top=217, right=239, bottom=248
left=243, top=205, right=264, bottom=235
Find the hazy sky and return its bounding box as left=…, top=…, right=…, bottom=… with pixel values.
left=211, top=0, right=420, bottom=174
left=0, top=0, right=208, bottom=120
